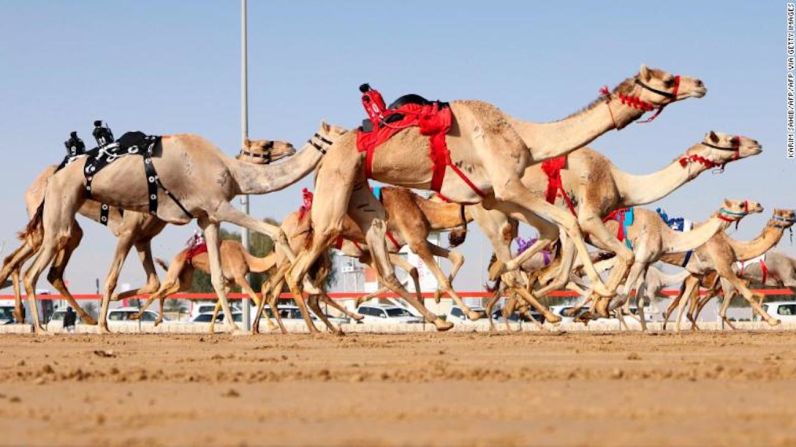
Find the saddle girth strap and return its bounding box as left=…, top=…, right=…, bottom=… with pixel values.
left=99, top=203, right=110, bottom=226
left=682, top=250, right=693, bottom=267
left=143, top=152, right=193, bottom=219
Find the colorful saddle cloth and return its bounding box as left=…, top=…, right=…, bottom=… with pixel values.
left=604, top=207, right=635, bottom=249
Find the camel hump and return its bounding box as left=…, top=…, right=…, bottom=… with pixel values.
left=388, top=94, right=433, bottom=110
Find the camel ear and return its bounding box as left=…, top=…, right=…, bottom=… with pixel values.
left=723, top=198, right=732, bottom=208
left=320, top=121, right=330, bottom=133
left=639, top=64, right=651, bottom=81
left=707, top=131, right=719, bottom=143
left=243, top=138, right=251, bottom=148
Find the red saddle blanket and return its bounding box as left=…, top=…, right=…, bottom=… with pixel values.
left=356, top=102, right=452, bottom=192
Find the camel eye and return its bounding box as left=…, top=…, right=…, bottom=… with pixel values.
left=663, top=78, right=675, bottom=88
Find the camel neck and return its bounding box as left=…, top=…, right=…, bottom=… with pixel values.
left=661, top=216, right=727, bottom=254
left=229, top=142, right=324, bottom=195
left=507, top=97, right=643, bottom=161
left=729, top=224, right=785, bottom=261
left=614, top=153, right=705, bottom=206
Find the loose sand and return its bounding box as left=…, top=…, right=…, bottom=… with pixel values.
left=0, top=331, right=795, bottom=446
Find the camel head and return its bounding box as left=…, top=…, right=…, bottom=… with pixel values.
left=237, top=138, right=295, bottom=164
left=717, top=199, right=763, bottom=223
left=770, top=209, right=796, bottom=230
left=632, top=64, right=706, bottom=105
left=683, top=132, right=762, bottom=168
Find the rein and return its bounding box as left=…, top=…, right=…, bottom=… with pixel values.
left=600, top=74, right=680, bottom=129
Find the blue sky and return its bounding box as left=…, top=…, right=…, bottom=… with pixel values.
left=0, top=1, right=792, bottom=293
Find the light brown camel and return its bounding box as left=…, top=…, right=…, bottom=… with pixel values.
left=660, top=209, right=796, bottom=330
left=486, top=131, right=761, bottom=317
left=283, top=65, right=705, bottom=331
left=1, top=138, right=289, bottom=331
left=20, top=123, right=344, bottom=333
left=255, top=187, right=475, bottom=334
left=565, top=199, right=759, bottom=327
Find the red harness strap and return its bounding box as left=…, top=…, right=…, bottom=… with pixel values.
left=297, top=187, right=314, bottom=220
left=185, top=241, right=207, bottom=265
left=385, top=231, right=402, bottom=251
left=761, top=260, right=769, bottom=284
left=356, top=93, right=486, bottom=200
left=604, top=208, right=629, bottom=243
left=541, top=155, right=577, bottom=216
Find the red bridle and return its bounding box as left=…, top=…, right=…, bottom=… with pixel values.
left=601, top=74, right=681, bottom=129
left=679, top=136, right=741, bottom=173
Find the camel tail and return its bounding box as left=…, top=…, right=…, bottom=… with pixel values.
left=155, top=258, right=169, bottom=271
left=244, top=250, right=277, bottom=274
left=18, top=201, right=44, bottom=242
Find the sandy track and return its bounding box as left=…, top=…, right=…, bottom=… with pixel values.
left=0, top=331, right=795, bottom=446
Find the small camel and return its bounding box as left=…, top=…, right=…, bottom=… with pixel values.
left=660, top=209, right=796, bottom=330
left=1, top=138, right=290, bottom=331
left=283, top=65, right=705, bottom=332
left=20, top=123, right=344, bottom=334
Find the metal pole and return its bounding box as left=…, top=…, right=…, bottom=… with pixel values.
left=240, top=0, right=252, bottom=331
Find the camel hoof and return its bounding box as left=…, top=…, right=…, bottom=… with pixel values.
left=488, top=260, right=507, bottom=281
left=768, top=318, right=781, bottom=327
left=82, top=317, right=98, bottom=326
left=433, top=319, right=454, bottom=331
left=545, top=313, right=562, bottom=324
left=467, top=311, right=482, bottom=321
left=352, top=313, right=364, bottom=322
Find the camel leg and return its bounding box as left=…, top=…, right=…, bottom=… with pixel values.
left=46, top=228, right=97, bottom=325
left=96, top=227, right=139, bottom=332
left=715, top=283, right=737, bottom=330
left=112, top=241, right=161, bottom=302
left=484, top=291, right=502, bottom=331
left=206, top=200, right=296, bottom=264
left=420, top=243, right=479, bottom=320
left=344, top=183, right=451, bottom=330
left=512, top=288, right=559, bottom=323
left=489, top=196, right=611, bottom=297
left=0, top=240, right=37, bottom=288
left=319, top=294, right=362, bottom=321
left=503, top=293, right=519, bottom=332
left=575, top=216, right=634, bottom=316
left=11, top=269, right=23, bottom=323
left=388, top=253, right=422, bottom=301
left=307, top=294, right=342, bottom=334
left=686, top=292, right=702, bottom=331
left=23, top=234, right=68, bottom=334
left=259, top=261, right=292, bottom=333
left=235, top=273, right=263, bottom=328
left=198, top=218, right=238, bottom=332
left=716, top=267, right=778, bottom=326
left=674, top=276, right=701, bottom=333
